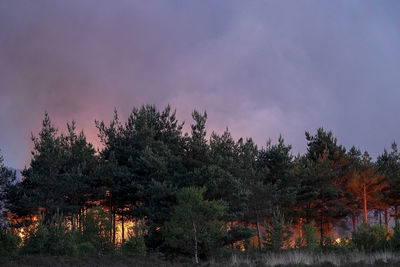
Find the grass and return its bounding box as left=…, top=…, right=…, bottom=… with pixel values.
left=1, top=251, right=400, bottom=267
left=228, top=251, right=400, bottom=267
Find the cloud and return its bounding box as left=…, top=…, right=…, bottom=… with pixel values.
left=1, top=0, right=400, bottom=167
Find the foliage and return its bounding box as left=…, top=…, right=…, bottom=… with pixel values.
left=121, top=222, right=147, bottom=256
left=163, top=187, right=226, bottom=262
left=299, top=221, right=320, bottom=250
left=0, top=150, right=17, bottom=227
left=351, top=223, right=387, bottom=252
left=263, top=209, right=292, bottom=250
left=5, top=105, right=400, bottom=257
left=225, top=225, right=255, bottom=246
left=80, top=206, right=113, bottom=253
left=22, top=218, right=76, bottom=255
left=0, top=230, right=21, bottom=256
left=388, top=224, right=400, bottom=250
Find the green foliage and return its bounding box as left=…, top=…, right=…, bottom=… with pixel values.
left=21, top=207, right=113, bottom=256
left=388, top=224, right=400, bottom=250
left=377, top=142, right=400, bottom=208
left=300, top=221, right=319, bottom=250
left=351, top=223, right=387, bottom=251
left=22, top=220, right=75, bottom=255
left=75, top=241, right=97, bottom=256
left=7, top=105, right=400, bottom=257
left=164, top=187, right=227, bottom=261
left=0, top=231, right=21, bottom=256
left=301, top=128, right=350, bottom=242
left=0, top=149, right=17, bottom=226
left=263, top=210, right=292, bottom=250
left=7, top=114, right=97, bottom=225
left=121, top=221, right=147, bottom=256
left=81, top=206, right=113, bottom=253
left=225, top=225, right=255, bottom=246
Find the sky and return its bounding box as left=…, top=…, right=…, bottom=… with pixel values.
left=1, top=0, right=400, bottom=168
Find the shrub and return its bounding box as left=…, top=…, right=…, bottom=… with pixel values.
left=388, top=224, right=400, bottom=251
left=121, top=222, right=147, bottom=256
left=0, top=231, right=21, bottom=256
left=351, top=223, right=387, bottom=251
left=22, top=220, right=76, bottom=255
left=81, top=206, right=113, bottom=253
left=300, top=221, right=319, bottom=250
left=225, top=225, right=255, bottom=247
left=263, top=210, right=292, bottom=250
left=75, top=241, right=97, bottom=256
left=163, top=187, right=227, bottom=263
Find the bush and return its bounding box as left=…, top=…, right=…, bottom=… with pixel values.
left=297, top=221, right=319, bottom=250
left=163, top=187, right=227, bottom=262
left=22, top=220, right=76, bottom=255
left=75, top=241, right=97, bottom=256
left=225, top=225, right=255, bottom=247
left=0, top=231, right=21, bottom=256
left=388, top=224, right=400, bottom=251
left=21, top=207, right=113, bottom=256
left=80, top=206, right=113, bottom=253
left=351, top=223, right=387, bottom=251
left=263, top=210, right=292, bottom=250
left=121, top=222, right=147, bottom=256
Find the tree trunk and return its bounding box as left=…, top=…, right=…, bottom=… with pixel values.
left=82, top=208, right=85, bottom=231
left=192, top=221, right=199, bottom=264
left=122, top=213, right=125, bottom=244
left=78, top=209, right=82, bottom=232
left=327, top=220, right=332, bottom=237
left=379, top=210, right=382, bottom=226
left=112, top=211, right=116, bottom=245
left=298, top=217, right=303, bottom=240
left=385, top=208, right=388, bottom=233
left=363, top=184, right=368, bottom=224
left=109, top=206, right=113, bottom=242
left=70, top=215, right=74, bottom=231
left=256, top=214, right=262, bottom=252
left=352, top=215, right=356, bottom=231
left=320, top=211, right=324, bottom=246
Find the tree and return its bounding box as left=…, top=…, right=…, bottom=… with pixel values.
left=347, top=151, right=386, bottom=224
left=304, top=128, right=350, bottom=244
left=377, top=142, right=400, bottom=227
left=61, top=121, right=98, bottom=231
left=7, top=114, right=97, bottom=230
left=11, top=113, right=67, bottom=222
left=257, top=136, right=297, bottom=216
left=181, top=110, right=210, bottom=188
left=0, top=150, right=16, bottom=228
left=263, top=209, right=292, bottom=250
left=164, top=187, right=226, bottom=263
left=205, top=129, right=246, bottom=222
left=96, top=105, right=185, bottom=246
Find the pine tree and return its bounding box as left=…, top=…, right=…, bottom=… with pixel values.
left=0, top=150, right=16, bottom=228
left=304, top=128, right=350, bottom=244
left=164, top=187, right=226, bottom=263
left=263, top=209, right=292, bottom=250
left=347, top=151, right=386, bottom=224
left=377, top=142, right=400, bottom=227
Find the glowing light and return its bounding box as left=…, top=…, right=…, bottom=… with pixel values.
left=335, top=238, right=341, bottom=244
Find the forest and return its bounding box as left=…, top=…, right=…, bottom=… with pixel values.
left=1, top=104, right=400, bottom=265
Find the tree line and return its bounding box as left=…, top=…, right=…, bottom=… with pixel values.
left=1, top=104, right=400, bottom=259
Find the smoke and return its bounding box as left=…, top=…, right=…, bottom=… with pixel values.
left=1, top=0, right=400, bottom=167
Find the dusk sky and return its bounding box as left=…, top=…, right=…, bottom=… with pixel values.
left=1, top=1, right=400, bottom=168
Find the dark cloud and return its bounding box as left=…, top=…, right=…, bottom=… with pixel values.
left=1, top=0, right=400, bottom=167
